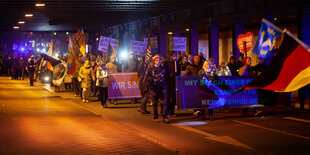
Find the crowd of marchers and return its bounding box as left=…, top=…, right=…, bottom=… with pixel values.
left=0, top=51, right=266, bottom=123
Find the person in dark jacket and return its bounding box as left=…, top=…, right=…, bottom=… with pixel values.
left=123, top=51, right=139, bottom=104
left=227, top=56, right=239, bottom=76
left=26, top=55, right=36, bottom=86
left=180, top=56, right=190, bottom=71
left=164, top=53, right=180, bottom=117
left=137, top=60, right=151, bottom=114
left=185, top=55, right=201, bottom=76
left=17, top=57, right=25, bottom=80
left=146, top=55, right=169, bottom=123
left=122, top=51, right=139, bottom=72
left=11, top=55, right=19, bottom=80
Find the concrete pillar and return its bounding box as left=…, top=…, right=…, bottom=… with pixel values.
left=174, top=24, right=181, bottom=37
left=159, top=25, right=167, bottom=58
left=190, top=21, right=199, bottom=56
left=209, top=18, right=219, bottom=66
left=135, top=21, right=143, bottom=41
left=233, top=14, right=244, bottom=59
left=301, top=4, right=310, bottom=45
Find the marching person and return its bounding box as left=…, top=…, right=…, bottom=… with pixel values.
left=217, top=60, right=232, bottom=76
left=26, top=55, right=36, bottom=86
left=79, top=60, right=95, bottom=103
left=96, top=61, right=109, bottom=108
left=17, top=56, right=25, bottom=80
left=164, top=53, right=180, bottom=117
left=146, top=54, right=169, bottom=123
left=105, top=55, right=120, bottom=105
left=122, top=51, right=139, bottom=104
left=137, top=60, right=151, bottom=114
left=227, top=56, right=239, bottom=76
left=198, top=61, right=216, bottom=120
left=239, top=56, right=262, bottom=116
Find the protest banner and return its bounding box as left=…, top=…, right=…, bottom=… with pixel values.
left=108, top=72, right=141, bottom=99
left=176, top=76, right=282, bottom=109
left=169, top=37, right=187, bottom=51
left=98, top=36, right=119, bottom=52
left=130, top=40, right=147, bottom=56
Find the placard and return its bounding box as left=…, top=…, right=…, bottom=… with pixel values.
left=98, top=36, right=119, bottom=52
left=130, top=40, right=147, bottom=56
left=169, top=37, right=187, bottom=51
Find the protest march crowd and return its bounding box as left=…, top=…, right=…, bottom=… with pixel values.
left=1, top=19, right=310, bottom=124
left=0, top=48, right=264, bottom=123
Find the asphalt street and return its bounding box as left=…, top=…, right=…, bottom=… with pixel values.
left=1, top=76, right=310, bottom=155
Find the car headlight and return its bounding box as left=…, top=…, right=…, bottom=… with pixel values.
left=44, top=76, right=49, bottom=82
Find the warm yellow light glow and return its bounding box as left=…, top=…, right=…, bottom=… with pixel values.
left=66, top=32, right=69, bottom=35
left=35, top=3, right=45, bottom=7
left=13, top=26, right=19, bottom=29
left=186, top=28, right=190, bottom=31
left=168, top=32, right=173, bottom=35
left=18, top=21, right=25, bottom=24
left=25, top=14, right=33, bottom=17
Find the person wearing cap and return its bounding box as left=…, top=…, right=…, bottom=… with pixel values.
left=146, top=54, right=169, bottom=123
left=26, top=55, right=36, bottom=86
left=79, top=59, right=95, bottom=103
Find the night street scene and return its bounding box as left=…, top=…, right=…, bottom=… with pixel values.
left=1, top=0, right=310, bottom=154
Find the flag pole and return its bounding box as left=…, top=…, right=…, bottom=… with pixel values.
left=262, top=18, right=283, bottom=33
left=283, top=29, right=310, bottom=50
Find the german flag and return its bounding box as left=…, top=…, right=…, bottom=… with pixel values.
left=239, top=30, right=310, bottom=92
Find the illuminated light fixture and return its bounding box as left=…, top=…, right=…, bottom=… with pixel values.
left=168, top=32, right=173, bottom=35
left=25, top=14, right=33, bottom=17
left=120, top=51, right=128, bottom=59
left=66, top=32, right=69, bottom=35
left=13, top=26, right=19, bottom=29
left=18, top=21, right=25, bottom=24
left=186, top=28, right=190, bottom=32
left=36, top=48, right=40, bottom=52
left=35, top=3, right=45, bottom=7
left=53, top=32, right=57, bottom=35
left=274, top=17, right=277, bottom=21
left=42, top=48, right=46, bottom=53
left=96, top=37, right=99, bottom=41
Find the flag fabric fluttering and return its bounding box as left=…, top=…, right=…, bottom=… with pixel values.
left=106, top=41, right=116, bottom=62
left=67, top=35, right=77, bottom=76
left=46, top=40, right=56, bottom=71
left=73, top=29, right=86, bottom=57
left=252, top=19, right=282, bottom=65
left=138, top=32, right=152, bottom=95
left=238, top=30, right=310, bottom=92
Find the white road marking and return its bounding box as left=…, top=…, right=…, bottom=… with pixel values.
left=234, top=120, right=310, bottom=141
left=283, top=117, right=310, bottom=124
left=171, top=124, right=254, bottom=150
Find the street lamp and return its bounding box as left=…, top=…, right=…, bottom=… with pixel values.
left=35, top=3, right=46, bottom=7
left=25, top=14, right=33, bottom=17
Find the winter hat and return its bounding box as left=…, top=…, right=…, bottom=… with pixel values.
left=153, top=55, right=160, bottom=62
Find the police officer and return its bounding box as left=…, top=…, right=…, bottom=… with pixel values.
left=27, top=55, right=36, bottom=86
